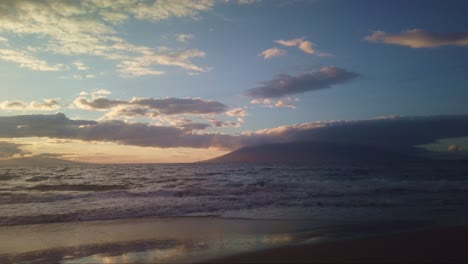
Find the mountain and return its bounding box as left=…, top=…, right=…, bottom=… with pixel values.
left=203, top=141, right=423, bottom=164
left=0, top=157, right=87, bottom=166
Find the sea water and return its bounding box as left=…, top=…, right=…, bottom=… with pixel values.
left=1, top=161, right=468, bottom=262
left=1, top=161, right=467, bottom=226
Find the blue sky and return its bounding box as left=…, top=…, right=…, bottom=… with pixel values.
left=0, top=0, right=467, bottom=162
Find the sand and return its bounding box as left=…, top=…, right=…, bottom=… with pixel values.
left=1, top=216, right=467, bottom=263
left=0, top=216, right=322, bottom=263
left=204, top=226, right=468, bottom=263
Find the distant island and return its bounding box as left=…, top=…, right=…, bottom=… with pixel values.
left=0, top=156, right=86, bottom=166
left=203, top=141, right=424, bottom=164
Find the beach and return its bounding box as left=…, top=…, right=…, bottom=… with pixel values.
left=1, top=216, right=467, bottom=263
left=205, top=226, right=468, bottom=263
left=2, top=163, right=468, bottom=263
left=0, top=216, right=326, bottom=263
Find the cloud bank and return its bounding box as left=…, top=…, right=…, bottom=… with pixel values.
left=245, top=67, right=359, bottom=99
left=74, top=96, right=229, bottom=116
left=0, top=142, right=29, bottom=158
left=365, top=29, right=468, bottom=48
left=1, top=113, right=467, bottom=153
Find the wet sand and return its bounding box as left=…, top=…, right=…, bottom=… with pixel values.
left=204, top=226, right=468, bottom=263
left=1, top=216, right=466, bottom=263
left=0, top=216, right=323, bottom=263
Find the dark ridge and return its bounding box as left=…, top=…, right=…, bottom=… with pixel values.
left=0, top=157, right=88, bottom=166
left=203, top=141, right=425, bottom=164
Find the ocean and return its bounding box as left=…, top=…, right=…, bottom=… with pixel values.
left=2, top=161, right=468, bottom=226
left=1, top=161, right=468, bottom=262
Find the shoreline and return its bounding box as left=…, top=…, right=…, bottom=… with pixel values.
left=1, top=215, right=466, bottom=263
left=203, top=226, right=468, bottom=263
left=0, top=216, right=323, bottom=263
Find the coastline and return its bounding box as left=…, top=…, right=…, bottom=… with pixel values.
left=203, top=226, right=468, bottom=263
left=0, top=216, right=324, bottom=263
left=1, top=215, right=466, bottom=263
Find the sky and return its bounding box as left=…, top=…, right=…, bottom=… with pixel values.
left=0, top=0, right=467, bottom=163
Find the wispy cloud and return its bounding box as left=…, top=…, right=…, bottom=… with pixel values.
left=72, top=61, right=89, bottom=71
left=258, top=48, right=287, bottom=59
left=245, top=66, right=359, bottom=99
left=276, top=38, right=315, bottom=54
left=226, top=108, right=248, bottom=117
left=251, top=97, right=299, bottom=108
left=176, top=33, right=194, bottom=43
left=0, top=0, right=213, bottom=77
left=117, top=48, right=209, bottom=77
left=365, top=29, right=468, bottom=48
left=237, top=0, right=261, bottom=4
left=0, top=49, right=66, bottom=71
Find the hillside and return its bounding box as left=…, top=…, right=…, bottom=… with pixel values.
left=203, top=141, right=421, bottom=164
left=0, top=157, right=87, bottom=166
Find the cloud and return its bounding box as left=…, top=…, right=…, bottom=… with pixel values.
left=207, top=118, right=239, bottom=128
left=251, top=97, right=299, bottom=109
left=0, top=49, right=66, bottom=71
left=0, top=99, right=61, bottom=111
left=129, top=0, right=215, bottom=21
left=72, top=61, right=89, bottom=71
left=131, top=97, right=229, bottom=115
left=251, top=115, right=468, bottom=152
left=74, top=97, right=127, bottom=111
left=74, top=96, right=229, bottom=116
left=176, top=33, right=194, bottom=43
left=365, top=29, right=468, bottom=48
left=298, top=40, right=315, bottom=54
left=0, top=113, right=241, bottom=149
left=258, top=48, right=287, bottom=59
left=275, top=38, right=304, bottom=47
left=275, top=38, right=316, bottom=54
left=0, top=0, right=212, bottom=77
left=238, top=0, right=261, bottom=4
left=1, top=113, right=467, bottom=153
left=245, top=66, right=359, bottom=99
left=226, top=108, right=248, bottom=117
left=117, top=48, right=209, bottom=77
left=0, top=141, right=29, bottom=158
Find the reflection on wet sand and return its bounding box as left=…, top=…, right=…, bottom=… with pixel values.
left=0, top=233, right=296, bottom=263
left=0, top=217, right=316, bottom=263
left=73, top=233, right=295, bottom=264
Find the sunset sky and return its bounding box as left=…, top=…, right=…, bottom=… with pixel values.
left=0, top=0, right=467, bottom=163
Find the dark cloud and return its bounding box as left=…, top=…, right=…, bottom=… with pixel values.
left=365, top=30, right=468, bottom=48
left=252, top=115, right=468, bottom=153
left=0, top=141, right=29, bottom=158
left=1, top=113, right=468, bottom=153
left=74, top=97, right=229, bottom=116
left=74, top=98, right=126, bottom=110
left=179, top=122, right=211, bottom=131
left=0, top=113, right=240, bottom=149
left=130, top=98, right=228, bottom=115
left=244, top=67, right=359, bottom=99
